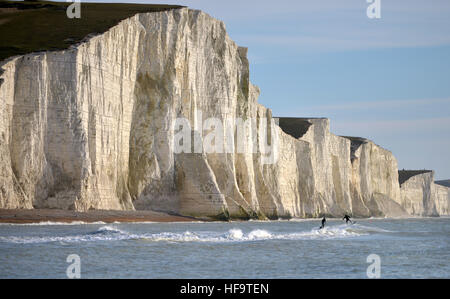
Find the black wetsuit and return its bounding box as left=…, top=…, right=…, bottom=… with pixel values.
left=320, top=217, right=326, bottom=229
left=343, top=215, right=352, bottom=224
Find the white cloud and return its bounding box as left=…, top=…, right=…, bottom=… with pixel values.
left=332, top=117, right=450, bottom=135
left=306, top=98, right=450, bottom=111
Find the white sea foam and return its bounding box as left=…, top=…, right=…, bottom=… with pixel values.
left=0, top=225, right=135, bottom=244
left=98, top=225, right=120, bottom=231
left=0, top=224, right=390, bottom=244
left=228, top=228, right=244, bottom=239
left=247, top=229, right=272, bottom=239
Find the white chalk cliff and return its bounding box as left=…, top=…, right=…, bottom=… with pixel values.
left=399, top=171, right=449, bottom=216
left=0, top=8, right=448, bottom=219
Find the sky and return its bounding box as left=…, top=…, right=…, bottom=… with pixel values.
left=80, top=0, right=450, bottom=179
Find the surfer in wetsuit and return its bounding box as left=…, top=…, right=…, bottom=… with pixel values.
left=343, top=214, right=353, bottom=224
left=319, top=216, right=326, bottom=229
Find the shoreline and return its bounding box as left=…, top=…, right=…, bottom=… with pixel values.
left=0, top=209, right=200, bottom=224
left=0, top=209, right=444, bottom=225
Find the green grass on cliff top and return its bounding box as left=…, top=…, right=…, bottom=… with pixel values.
left=0, top=1, right=184, bottom=62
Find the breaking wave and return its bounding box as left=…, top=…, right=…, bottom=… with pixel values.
left=0, top=224, right=390, bottom=244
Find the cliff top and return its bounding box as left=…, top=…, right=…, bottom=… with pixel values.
left=276, top=117, right=313, bottom=139
left=0, top=1, right=184, bottom=62
left=398, top=170, right=433, bottom=185
left=435, top=180, right=450, bottom=188
left=340, top=136, right=369, bottom=161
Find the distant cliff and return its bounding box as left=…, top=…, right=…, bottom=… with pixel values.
left=277, top=118, right=407, bottom=218
left=0, top=7, right=448, bottom=219
left=398, top=171, right=449, bottom=216
left=435, top=180, right=450, bottom=188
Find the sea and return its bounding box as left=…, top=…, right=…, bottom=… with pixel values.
left=0, top=218, right=448, bottom=278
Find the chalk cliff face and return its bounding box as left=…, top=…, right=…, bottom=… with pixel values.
left=399, top=171, right=449, bottom=216
left=0, top=8, right=448, bottom=218
left=275, top=118, right=408, bottom=218
left=0, top=8, right=277, bottom=218
left=349, top=138, right=407, bottom=217
left=434, top=184, right=450, bottom=216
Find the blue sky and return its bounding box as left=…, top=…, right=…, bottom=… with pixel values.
left=82, top=0, right=450, bottom=179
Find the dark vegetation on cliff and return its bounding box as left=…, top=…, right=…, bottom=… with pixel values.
left=398, top=170, right=433, bottom=185
left=435, top=180, right=450, bottom=188
left=276, top=117, right=314, bottom=139
left=0, top=1, right=183, bottom=61
left=340, top=136, right=368, bottom=162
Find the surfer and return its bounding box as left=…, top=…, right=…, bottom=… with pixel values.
left=343, top=214, right=353, bottom=224
left=319, top=216, right=326, bottom=229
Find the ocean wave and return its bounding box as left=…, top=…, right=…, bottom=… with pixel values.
left=0, top=224, right=389, bottom=244
left=88, top=225, right=127, bottom=234
left=0, top=225, right=137, bottom=244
